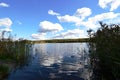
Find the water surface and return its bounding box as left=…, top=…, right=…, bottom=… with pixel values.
left=8, top=43, right=91, bottom=80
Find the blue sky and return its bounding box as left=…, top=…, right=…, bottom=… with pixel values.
left=0, top=0, right=120, bottom=40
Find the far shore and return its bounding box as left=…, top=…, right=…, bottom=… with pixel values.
left=31, top=38, right=89, bottom=43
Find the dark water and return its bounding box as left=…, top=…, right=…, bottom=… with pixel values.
left=8, top=43, right=91, bottom=80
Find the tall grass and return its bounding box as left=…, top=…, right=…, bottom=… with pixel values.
left=0, top=31, right=32, bottom=79
left=88, top=22, right=120, bottom=80
left=0, top=39, right=31, bottom=64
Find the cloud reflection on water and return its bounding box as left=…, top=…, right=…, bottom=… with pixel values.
left=33, top=43, right=89, bottom=77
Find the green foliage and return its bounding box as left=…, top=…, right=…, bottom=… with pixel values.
left=0, top=31, right=32, bottom=79
left=0, top=65, right=9, bottom=79
left=0, top=40, right=31, bottom=63
left=88, top=22, right=120, bottom=80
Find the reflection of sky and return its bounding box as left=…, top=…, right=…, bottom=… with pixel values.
left=35, top=43, right=87, bottom=55
left=8, top=43, right=90, bottom=80
left=33, top=43, right=88, bottom=68
left=33, top=43, right=90, bottom=80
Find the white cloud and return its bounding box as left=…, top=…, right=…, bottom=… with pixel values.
left=88, top=12, right=119, bottom=22
left=75, top=7, right=92, bottom=19
left=31, top=33, right=46, bottom=40
left=2, top=28, right=12, bottom=32
left=57, top=15, right=82, bottom=26
left=57, top=7, right=91, bottom=26
left=110, top=0, right=120, bottom=11
left=48, top=10, right=60, bottom=16
left=0, top=18, right=12, bottom=32
left=99, top=0, right=120, bottom=11
left=77, top=12, right=120, bottom=29
left=0, top=2, right=9, bottom=7
left=0, top=18, right=12, bottom=28
left=54, top=29, right=86, bottom=39
left=106, top=17, right=120, bottom=24
left=39, top=20, right=63, bottom=33
left=81, top=21, right=98, bottom=29
left=31, top=21, right=64, bottom=40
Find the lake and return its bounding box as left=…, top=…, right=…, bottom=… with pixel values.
left=7, top=43, right=91, bottom=80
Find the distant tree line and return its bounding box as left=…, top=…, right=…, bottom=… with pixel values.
left=33, top=38, right=89, bottom=43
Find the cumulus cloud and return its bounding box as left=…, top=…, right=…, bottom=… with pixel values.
left=57, top=7, right=91, bottom=26
left=57, top=9, right=120, bottom=29
left=57, top=15, right=82, bottom=26
left=81, top=21, right=98, bottom=29
left=31, top=21, right=64, bottom=40
left=0, top=18, right=12, bottom=32
left=75, top=7, right=92, bottom=19
left=88, top=12, right=119, bottom=22
left=31, top=33, right=46, bottom=40
left=106, top=17, right=120, bottom=24
left=48, top=10, right=60, bottom=16
left=77, top=12, right=120, bottom=29
left=54, top=29, right=86, bottom=39
left=99, top=0, right=120, bottom=11
left=39, top=20, right=63, bottom=33
left=0, top=2, right=9, bottom=7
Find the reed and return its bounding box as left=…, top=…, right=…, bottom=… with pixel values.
left=0, top=31, right=32, bottom=79
left=88, top=22, right=120, bottom=80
